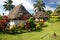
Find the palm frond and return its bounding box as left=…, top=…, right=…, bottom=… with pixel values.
left=4, top=1, right=8, bottom=4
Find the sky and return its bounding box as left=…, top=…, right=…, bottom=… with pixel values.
left=0, top=0, right=60, bottom=15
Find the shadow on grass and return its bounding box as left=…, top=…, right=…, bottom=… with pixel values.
left=35, top=28, right=43, bottom=32
left=42, top=25, right=48, bottom=28
left=56, top=20, right=60, bottom=22
left=48, top=20, right=55, bottom=23
left=0, top=28, right=44, bottom=35
left=0, top=38, right=2, bottom=40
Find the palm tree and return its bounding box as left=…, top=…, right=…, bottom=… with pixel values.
left=34, top=0, right=45, bottom=12
left=55, top=4, right=60, bottom=15
left=3, top=0, right=14, bottom=11
left=56, top=4, right=60, bottom=9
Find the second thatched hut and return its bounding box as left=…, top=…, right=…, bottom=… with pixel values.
left=34, top=11, right=49, bottom=21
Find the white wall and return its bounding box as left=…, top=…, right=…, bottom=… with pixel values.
left=9, top=20, right=25, bottom=29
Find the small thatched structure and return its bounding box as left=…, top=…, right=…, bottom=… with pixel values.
left=34, top=11, right=49, bottom=21
left=51, top=13, right=60, bottom=16
left=8, top=4, right=32, bottom=20
left=8, top=4, right=32, bottom=28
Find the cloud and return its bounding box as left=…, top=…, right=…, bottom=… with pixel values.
left=44, top=6, right=56, bottom=12
left=0, top=0, right=34, bottom=15
left=45, top=0, right=60, bottom=5
left=13, top=0, right=34, bottom=11
left=48, top=2, right=55, bottom=4
left=0, top=0, right=59, bottom=15
left=56, top=1, right=60, bottom=4
left=12, top=0, right=34, bottom=14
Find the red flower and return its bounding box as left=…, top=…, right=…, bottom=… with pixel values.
left=23, top=15, right=28, bottom=20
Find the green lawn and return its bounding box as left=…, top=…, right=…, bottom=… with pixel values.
left=0, top=21, right=60, bottom=40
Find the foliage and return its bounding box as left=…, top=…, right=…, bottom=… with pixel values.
left=28, top=17, right=34, bottom=23
left=0, top=21, right=60, bottom=40
left=40, top=19, right=45, bottom=27
left=47, top=17, right=60, bottom=23
left=51, top=16, right=59, bottom=19
left=46, top=10, right=52, bottom=16
left=3, top=0, right=15, bottom=11
left=9, top=25, right=18, bottom=33
left=0, top=16, right=3, bottom=20
left=57, top=4, right=60, bottom=9
left=25, top=21, right=30, bottom=31
left=35, top=22, right=41, bottom=30
left=28, top=17, right=36, bottom=31
left=54, top=4, right=60, bottom=15
left=0, top=16, right=9, bottom=32
left=18, top=21, right=25, bottom=33
left=5, top=25, right=18, bottom=34
left=19, top=21, right=24, bottom=28
left=34, top=0, right=45, bottom=12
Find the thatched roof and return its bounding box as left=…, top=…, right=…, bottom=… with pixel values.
left=8, top=4, right=32, bottom=20
left=34, top=11, right=48, bottom=18
left=51, top=13, right=60, bottom=16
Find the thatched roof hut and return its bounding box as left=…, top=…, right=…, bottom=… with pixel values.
left=51, top=13, right=60, bottom=16
left=34, top=11, right=48, bottom=18
left=8, top=4, right=32, bottom=20
left=34, top=11, right=49, bottom=21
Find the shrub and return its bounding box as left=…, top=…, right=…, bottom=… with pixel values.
left=35, top=22, right=41, bottom=30
left=5, top=25, right=19, bottom=34
left=28, top=17, right=36, bottom=31
left=39, top=19, right=45, bottom=27
left=10, top=25, right=18, bottom=33
left=25, top=20, right=30, bottom=31
left=0, top=16, right=3, bottom=20
left=18, top=21, right=25, bottom=33
left=0, top=16, right=9, bottom=32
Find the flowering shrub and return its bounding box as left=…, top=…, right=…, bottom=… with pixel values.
left=23, top=15, right=28, bottom=20
left=23, top=15, right=30, bottom=31
left=5, top=25, right=19, bottom=34
left=25, top=20, right=30, bottom=31
left=39, top=19, right=45, bottom=27
left=0, top=16, right=9, bottom=32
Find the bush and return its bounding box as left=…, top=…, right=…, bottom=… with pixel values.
left=18, top=21, right=25, bottom=33
left=51, top=16, right=60, bottom=21
left=0, top=16, right=9, bottom=32
left=28, top=17, right=36, bottom=31
left=10, top=26, right=18, bottom=33
left=0, top=16, right=3, bottom=20
left=5, top=25, right=18, bottom=34
left=35, top=22, right=41, bottom=30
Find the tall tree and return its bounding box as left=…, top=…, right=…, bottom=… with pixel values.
left=46, top=10, right=52, bottom=16
left=3, top=0, right=14, bottom=11
left=56, top=4, right=60, bottom=9
left=55, top=4, right=60, bottom=15
left=34, top=0, right=45, bottom=12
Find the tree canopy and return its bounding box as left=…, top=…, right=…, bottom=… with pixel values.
left=34, top=0, right=45, bottom=12
left=3, top=0, right=15, bottom=11
left=54, top=4, right=60, bottom=15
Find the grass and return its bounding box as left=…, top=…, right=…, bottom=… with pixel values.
left=0, top=21, right=60, bottom=40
